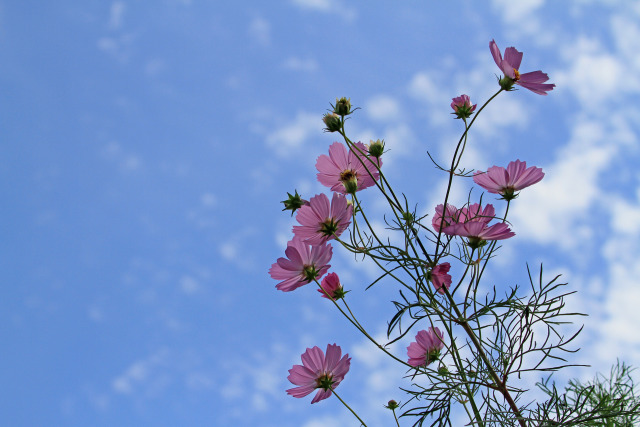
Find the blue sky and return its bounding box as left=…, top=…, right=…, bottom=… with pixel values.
left=2, top=1, right=640, bottom=426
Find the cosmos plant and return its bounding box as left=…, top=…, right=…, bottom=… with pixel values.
left=270, top=41, right=640, bottom=426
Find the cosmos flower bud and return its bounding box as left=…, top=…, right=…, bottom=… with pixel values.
left=281, top=190, right=308, bottom=216
left=367, top=139, right=385, bottom=158
left=450, top=94, right=477, bottom=119
left=322, top=112, right=342, bottom=132
left=333, top=97, right=352, bottom=116
left=385, top=400, right=400, bottom=410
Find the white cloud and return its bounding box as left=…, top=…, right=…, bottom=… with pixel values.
left=510, top=117, right=617, bottom=249
left=555, top=37, right=625, bottom=108
left=108, top=1, right=125, bottom=30
left=266, top=112, right=320, bottom=158
left=100, top=141, right=142, bottom=172
left=491, top=0, right=544, bottom=23
left=179, top=275, right=200, bottom=295
left=111, top=349, right=169, bottom=395
left=365, top=95, right=401, bottom=122
left=290, top=0, right=357, bottom=20
left=282, top=57, right=318, bottom=72
left=248, top=17, right=271, bottom=47
left=291, top=0, right=332, bottom=11
left=408, top=71, right=448, bottom=107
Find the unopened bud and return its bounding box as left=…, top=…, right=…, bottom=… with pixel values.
left=322, top=113, right=341, bottom=132
left=402, top=211, right=414, bottom=224
left=333, top=97, right=352, bottom=116
left=367, top=139, right=385, bottom=158
left=385, top=400, right=400, bottom=410
left=450, top=94, right=477, bottom=119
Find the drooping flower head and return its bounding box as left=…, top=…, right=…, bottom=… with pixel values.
left=430, top=263, right=452, bottom=295
left=407, top=327, right=445, bottom=367
left=293, top=193, right=353, bottom=245
left=269, top=237, right=332, bottom=292
left=432, top=203, right=460, bottom=232
left=287, top=344, right=351, bottom=404
left=451, top=94, right=477, bottom=119
left=490, top=39, right=555, bottom=95
left=316, top=142, right=382, bottom=194
left=473, top=160, right=544, bottom=200
left=457, top=203, right=495, bottom=224
left=318, top=272, right=347, bottom=300
left=442, top=203, right=515, bottom=248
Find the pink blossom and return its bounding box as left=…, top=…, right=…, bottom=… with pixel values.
left=269, top=237, right=332, bottom=292
left=432, top=203, right=459, bottom=232
left=457, top=203, right=495, bottom=224
left=432, top=203, right=495, bottom=232
left=451, top=94, right=476, bottom=119
left=473, top=160, right=544, bottom=200
left=490, top=40, right=555, bottom=95
left=442, top=203, right=515, bottom=247
left=316, top=142, right=382, bottom=194
left=287, top=344, right=351, bottom=404
left=431, top=263, right=452, bottom=294
left=444, top=221, right=515, bottom=244
left=407, top=327, right=445, bottom=367
left=318, top=272, right=346, bottom=300
left=293, top=193, right=353, bottom=245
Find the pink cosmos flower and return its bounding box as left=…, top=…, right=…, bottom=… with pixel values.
left=444, top=221, right=515, bottom=245
left=286, top=343, right=351, bottom=404
left=490, top=39, right=555, bottom=95
left=431, top=263, right=452, bottom=294
left=473, top=160, right=544, bottom=200
left=457, top=203, right=495, bottom=224
left=451, top=94, right=477, bottom=119
left=407, top=327, right=445, bottom=367
left=318, top=272, right=346, bottom=300
left=293, top=193, right=353, bottom=246
left=316, top=142, right=382, bottom=194
left=432, top=203, right=460, bottom=232
left=269, top=237, right=332, bottom=292
left=442, top=202, right=515, bottom=247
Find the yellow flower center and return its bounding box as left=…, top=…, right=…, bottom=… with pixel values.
left=340, top=169, right=356, bottom=183
left=513, top=69, right=520, bottom=81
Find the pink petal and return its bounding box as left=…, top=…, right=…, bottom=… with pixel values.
left=490, top=40, right=502, bottom=68
left=311, top=389, right=332, bottom=404
left=287, top=384, right=317, bottom=398
left=324, top=344, right=341, bottom=372
left=512, top=166, right=544, bottom=190
left=301, top=346, right=325, bottom=373
left=503, top=46, right=523, bottom=70
left=288, top=365, right=318, bottom=385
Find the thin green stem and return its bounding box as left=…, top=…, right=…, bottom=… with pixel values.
left=392, top=408, right=401, bottom=427
left=332, top=389, right=368, bottom=426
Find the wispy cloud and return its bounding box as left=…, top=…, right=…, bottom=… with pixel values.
left=265, top=112, right=320, bottom=158
left=248, top=17, right=271, bottom=47
left=282, top=57, right=318, bottom=72
left=290, top=0, right=357, bottom=21
left=108, top=1, right=126, bottom=30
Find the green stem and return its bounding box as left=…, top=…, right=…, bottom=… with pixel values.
left=433, top=89, right=503, bottom=261
left=392, top=408, right=401, bottom=427
left=332, top=389, right=368, bottom=426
